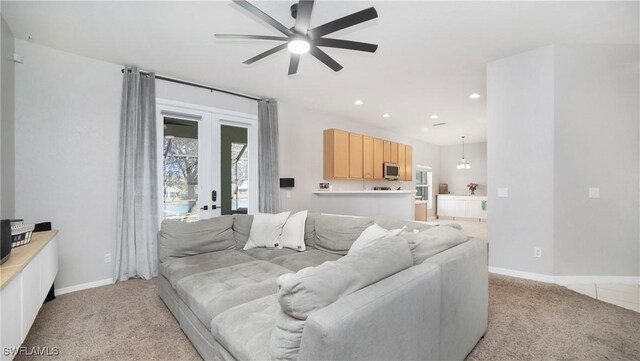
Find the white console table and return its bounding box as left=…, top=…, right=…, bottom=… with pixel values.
left=0, top=231, right=58, bottom=360
left=437, top=195, right=487, bottom=221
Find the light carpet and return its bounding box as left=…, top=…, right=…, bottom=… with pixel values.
left=16, top=274, right=640, bottom=361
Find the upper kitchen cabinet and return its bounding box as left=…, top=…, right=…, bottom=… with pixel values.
left=323, top=129, right=350, bottom=179
left=349, top=133, right=364, bottom=178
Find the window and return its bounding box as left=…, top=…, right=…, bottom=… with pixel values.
left=416, top=167, right=433, bottom=208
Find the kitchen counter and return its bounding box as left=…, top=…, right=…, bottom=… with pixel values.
left=311, top=190, right=416, bottom=219
left=312, top=190, right=416, bottom=195
left=437, top=194, right=487, bottom=200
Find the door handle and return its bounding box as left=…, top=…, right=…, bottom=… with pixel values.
left=212, top=190, right=217, bottom=202
left=200, top=205, right=208, bottom=211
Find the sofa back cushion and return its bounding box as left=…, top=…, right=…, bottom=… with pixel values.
left=269, top=237, right=413, bottom=360
left=314, top=214, right=374, bottom=255
left=159, top=216, right=235, bottom=263
left=374, top=216, right=433, bottom=233
left=402, top=224, right=468, bottom=264
left=232, top=214, right=254, bottom=250
left=303, top=213, right=319, bottom=249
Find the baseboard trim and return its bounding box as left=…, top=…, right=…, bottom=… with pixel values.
left=554, top=276, right=640, bottom=285
left=489, top=267, right=640, bottom=285
left=489, top=266, right=555, bottom=283
left=55, top=278, right=113, bottom=295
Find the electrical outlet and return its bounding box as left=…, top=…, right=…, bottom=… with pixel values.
left=286, top=191, right=292, bottom=199
left=104, top=253, right=111, bottom=263
left=534, top=248, right=542, bottom=258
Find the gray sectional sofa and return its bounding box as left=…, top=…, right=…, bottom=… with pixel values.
left=157, top=213, right=488, bottom=361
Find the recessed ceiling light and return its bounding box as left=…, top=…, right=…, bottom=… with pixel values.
left=421, top=128, right=429, bottom=132
left=469, top=93, right=481, bottom=99
left=354, top=100, right=363, bottom=105
left=430, top=114, right=439, bottom=119
left=287, top=39, right=310, bottom=54
left=382, top=113, right=390, bottom=118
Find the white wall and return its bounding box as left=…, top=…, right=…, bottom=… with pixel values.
left=15, top=40, right=122, bottom=288
left=1, top=14, right=15, bottom=219
left=278, top=101, right=441, bottom=213
left=487, top=46, right=556, bottom=276
left=487, top=44, right=639, bottom=279
left=553, top=45, right=639, bottom=277
left=439, top=142, right=486, bottom=195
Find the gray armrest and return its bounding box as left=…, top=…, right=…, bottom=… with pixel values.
left=423, top=238, right=488, bottom=361
left=298, top=263, right=442, bottom=361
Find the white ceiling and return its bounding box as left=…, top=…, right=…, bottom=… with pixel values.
left=3, top=1, right=638, bottom=145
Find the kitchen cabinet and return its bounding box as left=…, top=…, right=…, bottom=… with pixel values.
left=436, top=195, right=487, bottom=220
left=405, top=145, right=413, bottom=181
left=349, top=133, right=363, bottom=178
left=324, top=129, right=414, bottom=181
left=373, top=138, right=384, bottom=179
left=383, top=141, right=391, bottom=162
left=397, top=143, right=406, bottom=180
left=363, top=136, right=374, bottom=179
left=323, top=129, right=350, bottom=179
left=390, top=142, right=398, bottom=163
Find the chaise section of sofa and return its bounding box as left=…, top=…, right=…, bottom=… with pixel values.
left=157, top=213, right=488, bottom=361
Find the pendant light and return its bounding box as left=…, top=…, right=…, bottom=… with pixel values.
left=456, top=136, right=471, bottom=169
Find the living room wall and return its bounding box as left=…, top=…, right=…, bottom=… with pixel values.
left=0, top=14, right=15, bottom=219
left=488, top=44, right=639, bottom=280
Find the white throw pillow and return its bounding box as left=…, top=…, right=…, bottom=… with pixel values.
left=244, top=211, right=291, bottom=250
left=348, top=223, right=407, bottom=254
left=279, top=210, right=308, bottom=251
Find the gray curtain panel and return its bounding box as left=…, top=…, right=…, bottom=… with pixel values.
left=114, top=67, right=159, bottom=282
left=258, top=99, right=281, bottom=213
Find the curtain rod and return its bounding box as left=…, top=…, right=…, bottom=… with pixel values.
left=121, top=68, right=262, bottom=102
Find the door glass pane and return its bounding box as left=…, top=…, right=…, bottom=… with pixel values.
left=163, top=117, right=199, bottom=221
left=221, top=125, right=248, bottom=215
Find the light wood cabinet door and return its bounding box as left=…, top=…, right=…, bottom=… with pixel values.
left=349, top=133, right=363, bottom=178
left=405, top=145, right=413, bottom=181
left=373, top=138, right=384, bottom=179
left=397, top=143, right=406, bottom=180
left=323, top=129, right=349, bottom=179
left=383, top=141, right=391, bottom=163
left=362, top=136, right=374, bottom=179
left=390, top=142, right=398, bottom=163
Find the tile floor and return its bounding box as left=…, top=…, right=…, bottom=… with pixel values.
left=433, top=217, right=640, bottom=313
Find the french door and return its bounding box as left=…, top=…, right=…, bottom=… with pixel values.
left=156, top=99, right=258, bottom=223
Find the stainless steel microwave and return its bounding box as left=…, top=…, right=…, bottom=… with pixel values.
left=384, top=163, right=400, bottom=180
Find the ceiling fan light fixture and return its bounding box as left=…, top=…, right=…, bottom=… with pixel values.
left=288, top=39, right=310, bottom=54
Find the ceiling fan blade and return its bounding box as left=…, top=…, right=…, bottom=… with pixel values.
left=288, top=54, right=301, bottom=75
left=232, top=0, right=293, bottom=37
left=294, top=0, right=315, bottom=35
left=215, top=34, right=289, bottom=41
left=314, top=38, right=378, bottom=53
left=243, top=43, right=288, bottom=64
left=309, top=45, right=343, bottom=72
left=307, top=7, right=378, bottom=39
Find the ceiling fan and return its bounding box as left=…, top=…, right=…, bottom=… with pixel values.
left=215, top=0, right=378, bottom=75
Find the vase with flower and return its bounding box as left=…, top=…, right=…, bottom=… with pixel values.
left=467, top=182, right=478, bottom=195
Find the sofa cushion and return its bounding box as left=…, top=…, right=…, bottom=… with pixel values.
left=314, top=214, right=374, bottom=255
left=211, top=294, right=280, bottom=361
left=374, top=216, right=433, bottom=233
left=241, top=247, right=299, bottom=261
left=175, top=260, right=291, bottom=331
left=244, top=212, right=291, bottom=250
left=303, top=213, right=319, bottom=249
left=401, top=224, right=468, bottom=265
left=270, top=237, right=413, bottom=360
left=232, top=214, right=254, bottom=250
left=159, top=216, right=235, bottom=263
left=270, top=249, right=342, bottom=272
left=160, top=249, right=256, bottom=289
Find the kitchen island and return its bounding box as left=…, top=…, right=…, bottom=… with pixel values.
left=311, top=190, right=416, bottom=220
